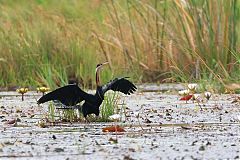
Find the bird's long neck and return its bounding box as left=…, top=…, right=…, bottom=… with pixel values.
left=96, top=68, right=101, bottom=87
left=96, top=86, right=104, bottom=100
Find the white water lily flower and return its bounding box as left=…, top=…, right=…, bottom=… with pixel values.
left=204, top=92, right=212, bottom=100
left=188, top=83, right=198, bottom=91
left=192, top=94, right=200, bottom=100
left=178, top=89, right=190, bottom=96
left=109, top=114, right=121, bottom=121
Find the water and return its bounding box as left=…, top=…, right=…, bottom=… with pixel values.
left=0, top=84, right=240, bottom=159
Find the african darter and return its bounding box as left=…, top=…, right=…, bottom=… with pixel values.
left=37, top=62, right=137, bottom=120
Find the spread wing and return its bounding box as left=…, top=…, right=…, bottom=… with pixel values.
left=37, top=84, right=92, bottom=106
left=101, top=77, right=137, bottom=95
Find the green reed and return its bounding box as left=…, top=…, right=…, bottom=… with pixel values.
left=0, top=0, right=239, bottom=91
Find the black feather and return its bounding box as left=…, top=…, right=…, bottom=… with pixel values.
left=38, top=78, right=137, bottom=118
left=37, top=84, right=92, bottom=106
left=101, top=77, right=137, bottom=95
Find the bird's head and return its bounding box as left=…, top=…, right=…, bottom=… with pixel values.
left=96, top=62, right=109, bottom=71
left=95, top=62, right=109, bottom=86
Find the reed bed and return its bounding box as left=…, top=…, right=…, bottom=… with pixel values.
left=0, top=0, right=239, bottom=91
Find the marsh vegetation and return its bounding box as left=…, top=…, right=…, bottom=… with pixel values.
left=0, top=0, right=239, bottom=91
left=0, top=1, right=239, bottom=159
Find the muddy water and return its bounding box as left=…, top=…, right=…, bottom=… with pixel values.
left=0, top=84, right=240, bottom=159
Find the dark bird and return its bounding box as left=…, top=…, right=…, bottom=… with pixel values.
left=37, top=62, right=137, bottom=121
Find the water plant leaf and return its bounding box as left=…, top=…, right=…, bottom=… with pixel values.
left=4, top=119, right=16, bottom=125
left=180, top=95, right=193, bottom=101
left=102, top=125, right=125, bottom=132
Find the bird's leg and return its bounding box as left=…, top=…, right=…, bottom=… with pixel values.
left=84, top=116, right=90, bottom=123
left=83, top=116, right=90, bottom=130
left=95, top=115, right=100, bottom=121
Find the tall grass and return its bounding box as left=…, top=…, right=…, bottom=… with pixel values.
left=100, top=92, right=118, bottom=121
left=0, top=0, right=239, bottom=90
left=100, top=0, right=239, bottom=84
left=0, top=0, right=109, bottom=88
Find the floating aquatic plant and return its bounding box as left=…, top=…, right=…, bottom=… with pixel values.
left=37, top=87, right=50, bottom=96
left=36, top=120, right=47, bottom=128
left=178, top=89, right=190, bottom=96
left=102, top=125, right=125, bottom=132
left=192, top=94, right=200, bottom=101
left=180, top=95, right=193, bottom=103
left=188, top=84, right=198, bottom=93
left=16, top=88, right=28, bottom=101
left=204, top=92, right=212, bottom=100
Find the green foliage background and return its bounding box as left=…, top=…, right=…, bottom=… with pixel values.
left=0, top=0, right=239, bottom=89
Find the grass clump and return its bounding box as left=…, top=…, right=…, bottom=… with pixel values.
left=46, top=92, right=121, bottom=123
left=61, top=109, right=79, bottom=122
left=48, top=102, right=55, bottom=122
left=99, top=92, right=119, bottom=122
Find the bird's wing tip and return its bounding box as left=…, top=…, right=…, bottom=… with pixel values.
left=37, top=99, right=41, bottom=104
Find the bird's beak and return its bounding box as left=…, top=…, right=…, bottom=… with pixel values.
left=102, top=62, right=109, bottom=66
left=96, top=62, right=109, bottom=71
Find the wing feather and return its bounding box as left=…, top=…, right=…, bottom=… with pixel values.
left=37, top=84, right=91, bottom=106
left=101, top=77, right=137, bottom=95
